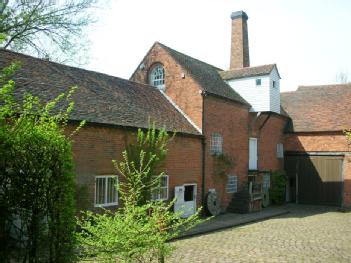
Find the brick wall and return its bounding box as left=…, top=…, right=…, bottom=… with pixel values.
left=130, top=43, right=203, bottom=130
left=203, top=95, right=249, bottom=209
left=68, top=123, right=202, bottom=211
left=249, top=113, right=287, bottom=171
left=284, top=132, right=351, bottom=207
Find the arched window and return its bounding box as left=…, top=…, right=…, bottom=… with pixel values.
left=149, top=64, right=165, bottom=91
left=210, top=133, right=223, bottom=155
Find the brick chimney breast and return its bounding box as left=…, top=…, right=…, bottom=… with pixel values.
left=230, top=11, right=250, bottom=69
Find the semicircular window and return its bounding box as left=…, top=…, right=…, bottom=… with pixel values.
left=149, top=64, right=165, bottom=91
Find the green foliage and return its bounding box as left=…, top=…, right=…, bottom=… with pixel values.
left=77, top=127, right=202, bottom=263
left=0, top=0, right=97, bottom=64
left=269, top=170, right=287, bottom=205
left=0, top=64, right=82, bottom=262
left=345, top=129, right=351, bottom=144
left=213, top=153, right=234, bottom=177
left=123, top=126, right=173, bottom=205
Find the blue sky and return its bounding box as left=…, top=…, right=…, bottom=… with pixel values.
left=86, top=0, right=351, bottom=91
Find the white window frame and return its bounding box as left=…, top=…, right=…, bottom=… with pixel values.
left=149, top=64, right=165, bottom=91
left=151, top=175, right=169, bottom=201
left=226, top=175, right=238, bottom=193
left=272, top=80, right=277, bottom=88
left=210, top=133, right=223, bottom=155
left=94, top=175, right=118, bottom=207
left=277, top=143, right=284, bottom=158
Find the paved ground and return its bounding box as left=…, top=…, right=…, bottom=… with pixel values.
left=168, top=205, right=351, bottom=263
left=181, top=205, right=289, bottom=238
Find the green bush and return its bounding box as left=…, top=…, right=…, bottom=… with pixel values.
left=0, top=64, right=82, bottom=262
left=269, top=170, right=287, bottom=205
left=77, top=127, right=202, bottom=263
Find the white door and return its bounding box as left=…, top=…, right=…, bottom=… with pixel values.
left=249, top=138, right=258, bottom=170
left=174, top=184, right=197, bottom=218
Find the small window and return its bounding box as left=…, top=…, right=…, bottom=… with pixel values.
left=95, top=176, right=118, bottom=207
left=151, top=175, right=169, bottom=201
left=149, top=64, right=165, bottom=91
left=210, top=133, right=223, bottom=155
left=272, top=80, right=277, bottom=88
left=226, top=175, right=238, bottom=193
left=277, top=143, right=284, bottom=158
left=256, top=79, right=262, bottom=86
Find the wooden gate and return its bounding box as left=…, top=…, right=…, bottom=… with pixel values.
left=285, top=155, right=343, bottom=206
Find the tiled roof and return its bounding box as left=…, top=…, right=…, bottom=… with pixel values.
left=0, top=49, right=201, bottom=135
left=281, top=84, right=351, bottom=132
left=157, top=42, right=249, bottom=106
left=219, top=64, right=278, bottom=80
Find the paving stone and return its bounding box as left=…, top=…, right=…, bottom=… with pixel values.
left=168, top=204, right=351, bottom=262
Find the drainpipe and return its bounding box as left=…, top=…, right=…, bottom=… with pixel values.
left=201, top=91, right=207, bottom=208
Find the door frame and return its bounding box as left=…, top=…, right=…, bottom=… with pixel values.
left=183, top=183, right=197, bottom=211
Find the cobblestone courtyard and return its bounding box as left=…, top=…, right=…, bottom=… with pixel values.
left=169, top=205, right=351, bottom=263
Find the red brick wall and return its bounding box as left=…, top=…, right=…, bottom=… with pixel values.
left=131, top=43, right=203, bottom=130
left=284, top=132, right=351, bottom=207
left=203, top=95, right=249, bottom=209
left=68, top=123, right=202, bottom=211
left=249, top=113, right=287, bottom=171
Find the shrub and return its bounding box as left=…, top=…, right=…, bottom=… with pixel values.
left=0, top=64, right=82, bottom=262
left=269, top=170, right=287, bottom=205
left=77, top=127, right=202, bottom=263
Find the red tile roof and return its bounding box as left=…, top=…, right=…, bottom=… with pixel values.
left=0, top=49, right=201, bottom=135
left=281, top=84, right=351, bottom=132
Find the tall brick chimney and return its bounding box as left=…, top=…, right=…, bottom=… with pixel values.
left=230, top=11, right=250, bottom=69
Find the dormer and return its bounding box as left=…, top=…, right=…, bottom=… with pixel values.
left=220, top=64, right=281, bottom=113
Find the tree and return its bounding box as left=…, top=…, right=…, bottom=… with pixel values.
left=0, top=63, right=84, bottom=262
left=335, top=72, right=350, bottom=84
left=345, top=130, right=351, bottom=143
left=77, top=127, right=202, bottom=263
left=0, top=0, right=97, bottom=65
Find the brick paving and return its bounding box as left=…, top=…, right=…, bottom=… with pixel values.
left=168, top=205, right=351, bottom=263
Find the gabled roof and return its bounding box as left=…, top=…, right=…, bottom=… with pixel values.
left=0, top=49, right=201, bottom=135
left=219, top=64, right=279, bottom=81
left=281, top=84, right=351, bottom=132
left=156, top=42, right=249, bottom=106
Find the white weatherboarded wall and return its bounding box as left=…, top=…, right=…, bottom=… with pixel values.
left=226, top=66, right=281, bottom=113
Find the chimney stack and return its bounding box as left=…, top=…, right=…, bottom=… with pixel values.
left=230, top=11, right=250, bottom=69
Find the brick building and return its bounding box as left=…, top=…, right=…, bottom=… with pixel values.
left=1, top=10, right=350, bottom=215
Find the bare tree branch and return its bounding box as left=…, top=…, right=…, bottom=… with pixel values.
left=0, top=0, right=98, bottom=65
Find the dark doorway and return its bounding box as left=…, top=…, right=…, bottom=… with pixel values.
left=285, top=155, right=343, bottom=206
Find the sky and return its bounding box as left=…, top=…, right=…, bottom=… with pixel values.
left=85, top=0, right=351, bottom=92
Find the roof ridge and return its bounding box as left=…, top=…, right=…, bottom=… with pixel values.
left=156, top=42, right=223, bottom=71
left=1, top=48, right=129, bottom=84
left=298, top=83, right=351, bottom=89
left=221, top=63, right=276, bottom=73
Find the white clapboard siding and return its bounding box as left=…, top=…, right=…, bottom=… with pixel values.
left=270, top=67, right=281, bottom=113
left=226, top=66, right=281, bottom=114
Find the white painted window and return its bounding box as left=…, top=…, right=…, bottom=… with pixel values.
left=95, top=175, right=118, bottom=207
left=249, top=138, right=258, bottom=170
left=272, top=80, right=277, bottom=88
left=256, top=78, right=262, bottom=86
left=149, top=64, right=165, bottom=90
left=151, top=175, right=169, bottom=201
left=277, top=143, right=284, bottom=158
left=226, top=175, right=238, bottom=193
left=210, top=133, right=223, bottom=155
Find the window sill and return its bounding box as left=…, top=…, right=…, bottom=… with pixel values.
left=94, top=202, right=118, bottom=208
